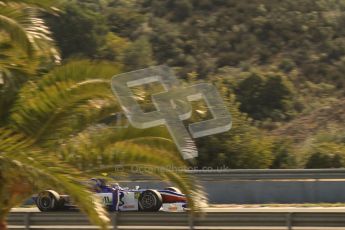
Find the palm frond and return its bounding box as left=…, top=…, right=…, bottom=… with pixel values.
left=33, top=60, right=121, bottom=87
left=11, top=79, right=114, bottom=140
left=0, top=40, right=39, bottom=75
left=9, top=60, right=121, bottom=142
left=1, top=0, right=65, bottom=10
left=0, top=3, right=60, bottom=61
left=0, top=41, right=39, bottom=122
left=56, top=125, right=179, bottom=166
left=0, top=127, right=30, bottom=152
left=123, top=136, right=178, bottom=153
left=0, top=153, right=110, bottom=229
left=65, top=124, right=172, bottom=148
left=0, top=8, right=33, bottom=55
left=47, top=99, right=119, bottom=141
left=61, top=140, right=183, bottom=170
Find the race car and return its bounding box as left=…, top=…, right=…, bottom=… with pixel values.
left=34, top=178, right=187, bottom=212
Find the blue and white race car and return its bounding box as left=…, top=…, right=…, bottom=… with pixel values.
left=34, top=179, right=187, bottom=212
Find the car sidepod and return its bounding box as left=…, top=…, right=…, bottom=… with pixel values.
left=118, top=190, right=140, bottom=211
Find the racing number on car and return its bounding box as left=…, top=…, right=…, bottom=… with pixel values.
left=97, top=193, right=112, bottom=205
left=103, top=196, right=110, bottom=204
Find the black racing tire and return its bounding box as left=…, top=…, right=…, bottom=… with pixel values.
left=138, top=190, right=162, bottom=212
left=164, top=187, right=182, bottom=194
left=36, top=190, right=62, bottom=212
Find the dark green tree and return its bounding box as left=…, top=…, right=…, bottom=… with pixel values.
left=194, top=77, right=275, bottom=168
left=122, top=36, right=154, bottom=71
left=236, top=71, right=296, bottom=121
left=270, top=139, right=297, bottom=169
left=46, top=3, right=108, bottom=58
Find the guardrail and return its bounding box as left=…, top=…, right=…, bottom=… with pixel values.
left=122, top=169, right=345, bottom=181
left=7, top=211, right=345, bottom=230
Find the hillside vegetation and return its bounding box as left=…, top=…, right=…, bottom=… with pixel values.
left=42, top=0, right=345, bottom=168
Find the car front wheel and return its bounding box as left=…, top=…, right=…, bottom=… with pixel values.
left=138, top=190, right=162, bottom=212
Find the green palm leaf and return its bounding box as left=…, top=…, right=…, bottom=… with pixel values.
left=0, top=128, right=29, bottom=152
left=0, top=11, right=32, bottom=55
left=0, top=2, right=60, bottom=60
left=10, top=60, right=121, bottom=143
left=0, top=155, right=110, bottom=229
left=0, top=1, right=61, bottom=120
left=1, top=0, right=64, bottom=10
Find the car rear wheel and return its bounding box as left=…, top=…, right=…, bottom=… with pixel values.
left=138, top=190, right=162, bottom=212
left=36, top=190, right=62, bottom=211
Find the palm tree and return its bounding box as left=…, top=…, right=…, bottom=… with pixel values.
left=0, top=60, right=204, bottom=230
left=0, top=0, right=61, bottom=123
left=0, top=2, right=204, bottom=229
